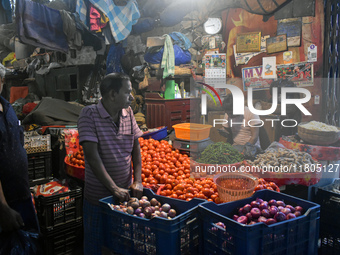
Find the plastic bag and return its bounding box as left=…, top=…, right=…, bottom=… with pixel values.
left=144, top=45, right=191, bottom=65
left=0, top=230, right=39, bottom=255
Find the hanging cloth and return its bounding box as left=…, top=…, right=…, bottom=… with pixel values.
left=16, top=0, right=69, bottom=53
left=89, top=4, right=109, bottom=32
left=76, top=0, right=88, bottom=26
left=161, top=35, right=175, bottom=79
left=106, top=43, right=126, bottom=74
left=89, top=0, right=140, bottom=42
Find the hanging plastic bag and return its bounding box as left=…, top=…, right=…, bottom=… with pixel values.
left=144, top=45, right=191, bottom=65
left=0, top=230, right=39, bottom=255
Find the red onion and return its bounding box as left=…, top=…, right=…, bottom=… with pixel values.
left=276, top=201, right=286, bottom=207
left=265, top=218, right=277, bottom=225
left=242, top=204, right=252, bottom=214
left=269, top=206, right=279, bottom=216
left=250, top=208, right=261, bottom=219
left=294, top=211, right=302, bottom=217
left=237, top=216, right=248, bottom=224
left=250, top=201, right=260, bottom=208
left=280, top=208, right=291, bottom=215
left=285, top=205, right=295, bottom=213
left=161, top=203, right=171, bottom=213
left=268, top=199, right=277, bottom=206
left=246, top=212, right=252, bottom=221
left=295, top=206, right=303, bottom=213
left=274, top=212, right=286, bottom=222
left=287, top=213, right=296, bottom=219
left=261, top=209, right=271, bottom=218
left=258, top=216, right=267, bottom=223
left=233, top=215, right=239, bottom=221
left=259, top=202, right=269, bottom=210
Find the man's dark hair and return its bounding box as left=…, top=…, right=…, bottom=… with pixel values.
left=222, top=93, right=233, bottom=111
left=100, top=73, right=130, bottom=97
left=270, top=79, right=299, bottom=99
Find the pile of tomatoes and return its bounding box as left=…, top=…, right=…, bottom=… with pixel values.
left=68, top=146, right=85, bottom=168
left=139, top=137, right=221, bottom=203
left=254, top=178, right=280, bottom=192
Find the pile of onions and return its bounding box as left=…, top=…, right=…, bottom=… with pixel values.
left=110, top=196, right=177, bottom=219
left=232, top=198, right=303, bottom=225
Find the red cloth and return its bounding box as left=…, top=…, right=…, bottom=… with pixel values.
left=9, top=86, right=29, bottom=103
left=22, top=102, right=37, bottom=115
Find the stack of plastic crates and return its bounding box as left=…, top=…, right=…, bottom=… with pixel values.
left=198, top=189, right=320, bottom=255
left=315, top=179, right=340, bottom=255
left=34, top=182, right=83, bottom=255
left=99, top=188, right=205, bottom=255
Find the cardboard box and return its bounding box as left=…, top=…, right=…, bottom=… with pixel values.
left=147, top=36, right=165, bottom=47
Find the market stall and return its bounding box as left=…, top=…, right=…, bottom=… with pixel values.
left=1, top=0, right=340, bottom=254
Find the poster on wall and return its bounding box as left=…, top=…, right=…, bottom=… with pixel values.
left=236, top=32, right=261, bottom=53
left=242, top=62, right=314, bottom=90
left=276, top=62, right=314, bottom=87
left=233, top=35, right=270, bottom=66
left=266, top=35, right=287, bottom=53
left=283, top=51, right=293, bottom=64
left=262, top=57, right=277, bottom=79
left=277, top=18, right=302, bottom=47
left=242, top=66, right=274, bottom=90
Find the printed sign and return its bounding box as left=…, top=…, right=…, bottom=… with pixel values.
left=262, top=57, right=277, bottom=79
left=307, top=44, right=317, bottom=62
left=242, top=62, right=314, bottom=90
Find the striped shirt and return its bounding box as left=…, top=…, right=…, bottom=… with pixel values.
left=78, top=100, right=143, bottom=204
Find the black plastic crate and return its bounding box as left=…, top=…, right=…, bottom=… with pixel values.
left=34, top=183, right=83, bottom=231
left=28, top=151, right=52, bottom=186
left=314, top=180, right=340, bottom=254
left=41, top=220, right=83, bottom=255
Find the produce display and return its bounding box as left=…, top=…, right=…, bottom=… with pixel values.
left=215, top=198, right=304, bottom=226
left=247, top=147, right=318, bottom=172
left=196, top=142, right=244, bottom=164
left=109, top=195, right=177, bottom=219
left=254, top=178, right=280, bottom=192
left=139, top=138, right=191, bottom=187
left=159, top=177, right=221, bottom=203
left=68, top=145, right=85, bottom=168
left=300, top=121, right=339, bottom=132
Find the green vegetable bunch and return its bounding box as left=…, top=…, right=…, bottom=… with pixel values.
left=196, top=142, right=244, bottom=164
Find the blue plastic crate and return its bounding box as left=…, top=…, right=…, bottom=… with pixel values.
left=198, top=189, right=320, bottom=255
left=141, top=126, right=168, bottom=140
left=314, top=179, right=340, bottom=254
left=99, top=188, right=205, bottom=255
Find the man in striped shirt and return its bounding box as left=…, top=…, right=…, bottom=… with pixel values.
left=78, top=73, right=143, bottom=255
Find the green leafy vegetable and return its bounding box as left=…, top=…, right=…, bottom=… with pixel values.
left=196, top=142, right=244, bottom=164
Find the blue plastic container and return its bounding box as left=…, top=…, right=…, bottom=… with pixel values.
left=314, top=179, right=340, bottom=254
left=141, top=126, right=168, bottom=140
left=198, top=189, right=320, bottom=255
left=99, top=188, right=206, bottom=255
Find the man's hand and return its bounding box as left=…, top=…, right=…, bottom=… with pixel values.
left=129, top=182, right=143, bottom=199
left=0, top=204, right=24, bottom=232
left=113, top=187, right=130, bottom=202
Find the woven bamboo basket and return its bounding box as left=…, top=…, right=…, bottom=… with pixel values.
left=298, top=122, right=340, bottom=146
